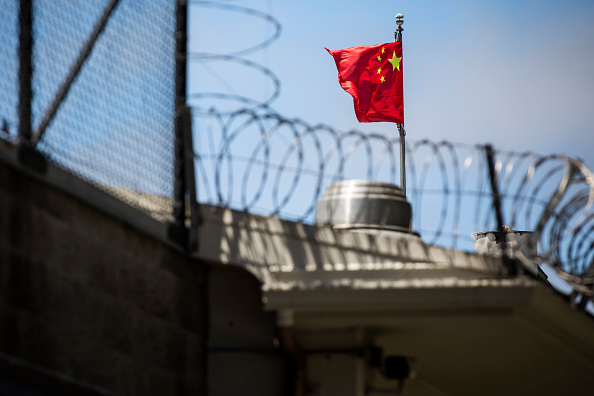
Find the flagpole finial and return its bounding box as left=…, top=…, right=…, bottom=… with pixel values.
left=395, top=13, right=404, bottom=41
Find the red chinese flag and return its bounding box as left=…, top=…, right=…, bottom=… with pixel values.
left=326, top=42, right=403, bottom=124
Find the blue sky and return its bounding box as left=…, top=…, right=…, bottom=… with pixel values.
left=189, top=0, right=594, bottom=170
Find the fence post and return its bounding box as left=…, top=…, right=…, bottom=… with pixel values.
left=170, top=0, right=189, bottom=248
left=485, top=144, right=517, bottom=276
left=18, top=0, right=33, bottom=145
left=182, top=106, right=200, bottom=253
left=17, top=0, right=46, bottom=172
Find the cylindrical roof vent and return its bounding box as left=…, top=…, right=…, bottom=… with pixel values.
left=315, top=180, right=412, bottom=233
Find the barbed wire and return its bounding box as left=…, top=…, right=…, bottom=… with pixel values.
left=187, top=1, right=281, bottom=115
left=192, top=107, right=594, bottom=288
left=184, top=2, right=594, bottom=291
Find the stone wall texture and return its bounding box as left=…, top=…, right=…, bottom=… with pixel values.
left=0, top=160, right=208, bottom=395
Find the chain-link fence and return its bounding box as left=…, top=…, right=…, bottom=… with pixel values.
left=1, top=0, right=180, bottom=223
left=0, top=2, right=19, bottom=141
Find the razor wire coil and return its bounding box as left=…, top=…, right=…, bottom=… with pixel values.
left=187, top=0, right=282, bottom=115
left=192, top=107, right=594, bottom=287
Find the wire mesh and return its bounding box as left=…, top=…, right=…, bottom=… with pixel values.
left=27, top=0, right=177, bottom=222
left=0, top=2, right=19, bottom=142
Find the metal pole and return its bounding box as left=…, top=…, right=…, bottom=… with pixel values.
left=171, top=0, right=189, bottom=245
left=18, top=0, right=33, bottom=145
left=395, top=13, right=405, bottom=196
left=485, top=145, right=504, bottom=240
left=485, top=144, right=517, bottom=276
left=398, top=124, right=406, bottom=196
left=182, top=105, right=200, bottom=253
left=395, top=13, right=403, bottom=42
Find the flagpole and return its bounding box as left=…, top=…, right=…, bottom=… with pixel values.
left=395, top=13, right=406, bottom=197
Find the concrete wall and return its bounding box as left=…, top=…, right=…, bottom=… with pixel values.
left=208, top=265, right=287, bottom=396
left=0, top=159, right=208, bottom=395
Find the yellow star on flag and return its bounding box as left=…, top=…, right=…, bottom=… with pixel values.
left=377, top=68, right=382, bottom=75
left=381, top=47, right=385, bottom=54
left=388, top=51, right=402, bottom=71
left=377, top=55, right=382, bottom=62
left=380, top=75, right=385, bottom=83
